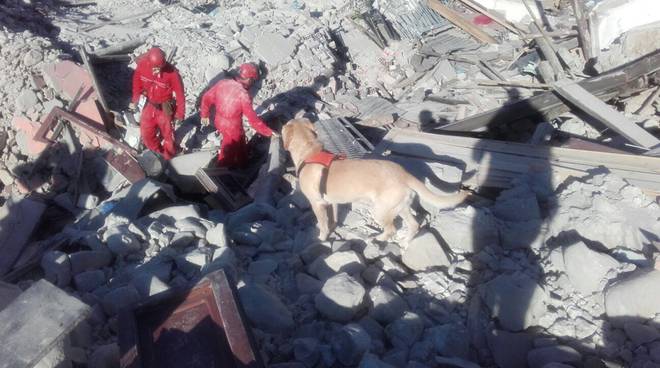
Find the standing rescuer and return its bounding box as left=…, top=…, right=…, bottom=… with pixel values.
left=129, top=47, right=185, bottom=160
left=200, top=63, right=279, bottom=168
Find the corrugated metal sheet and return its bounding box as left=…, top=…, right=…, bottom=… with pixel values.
left=374, top=0, right=451, bottom=39
left=315, top=117, right=374, bottom=159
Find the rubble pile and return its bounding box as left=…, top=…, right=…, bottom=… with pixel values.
left=0, top=0, right=659, bottom=367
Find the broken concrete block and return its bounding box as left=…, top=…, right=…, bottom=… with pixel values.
left=15, top=90, right=39, bottom=112
left=175, top=249, right=208, bottom=276
left=205, top=222, right=227, bottom=247
left=299, top=241, right=331, bottom=265
left=69, top=251, right=113, bottom=274
left=487, top=329, right=534, bottom=368
left=102, top=285, right=140, bottom=316
left=77, top=193, right=99, bottom=209
left=296, top=273, right=323, bottom=294
left=227, top=202, right=277, bottom=231
left=623, top=322, right=660, bottom=346
left=605, top=270, right=660, bottom=324
left=238, top=283, right=294, bottom=333
left=74, top=270, right=106, bottom=293
left=201, top=246, right=236, bottom=276
left=480, top=273, right=549, bottom=331
left=41, top=251, right=72, bottom=288
left=315, top=272, right=366, bottom=322
left=527, top=345, right=581, bottom=368
left=0, top=279, right=90, bottom=368
left=360, top=353, right=395, bottom=368
left=368, top=285, right=408, bottom=324
left=88, top=343, right=119, bottom=368
left=562, top=241, right=619, bottom=296
left=309, top=250, right=366, bottom=280
left=294, top=337, right=321, bottom=368
left=248, top=259, right=278, bottom=277
left=424, top=323, right=469, bottom=359
left=385, top=311, right=424, bottom=348
left=332, top=323, right=371, bottom=366
left=435, top=207, right=499, bottom=254
left=401, top=231, right=451, bottom=271
left=104, top=225, right=141, bottom=256
left=253, top=32, right=296, bottom=66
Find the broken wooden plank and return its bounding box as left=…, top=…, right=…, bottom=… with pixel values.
left=92, top=37, right=147, bottom=57
left=372, top=128, right=660, bottom=193
left=571, top=0, right=592, bottom=61
left=442, top=49, right=660, bottom=131
left=0, top=195, right=46, bottom=276
left=0, top=279, right=91, bottom=368
left=553, top=80, right=660, bottom=150
left=427, top=0, right=498, bottom=44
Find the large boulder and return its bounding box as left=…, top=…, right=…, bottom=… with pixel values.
left=238, top=283, right=294, bottom=333
left=605, top=270, right=660, bottom=324
left=562, top=241, right=619, bottom=296
left=401, top=231, right=451, bottom=271
left=480, top=273, right=549, bottom=331
left=332, top=323, right=371, bottom=366
left=385, top=311, right=425, bottom=348
left=309, top=251, right=365, bottom=280
left=315, top=273, right=366, bottom=322
left=367, top=286, right=408, bottom=324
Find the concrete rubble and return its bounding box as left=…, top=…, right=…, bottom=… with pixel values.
left=0, top=0, right=659, bottom=367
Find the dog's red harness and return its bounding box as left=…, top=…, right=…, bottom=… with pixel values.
left=298, top=151, right=346, bottom=194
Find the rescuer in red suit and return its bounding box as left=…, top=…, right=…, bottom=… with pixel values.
left=129, top=47, right=185, bottom=160
left=199, top=63, right=279, bottom=168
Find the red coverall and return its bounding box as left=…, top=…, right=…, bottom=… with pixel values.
left=200, top=79, right=273, bottom=168
left=131, top=58, right=185, bottom=160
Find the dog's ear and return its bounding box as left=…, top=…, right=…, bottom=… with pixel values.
left=282, top=124, right=293, bottom=151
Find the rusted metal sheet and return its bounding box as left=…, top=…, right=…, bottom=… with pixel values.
left=105, top=150, right=146, bottom=184
left=119, top=270, right=263, bottom=368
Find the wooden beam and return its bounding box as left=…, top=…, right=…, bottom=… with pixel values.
left=427, top=0, right=498, bottom=44
left=571, top=0, right=592, bottom=61
left=442, top=49, right=660, bottom=132
left=553, top=80, right=660, bottom=150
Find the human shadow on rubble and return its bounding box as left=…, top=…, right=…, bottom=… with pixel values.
left=258, top=75, right=331, bottom=127
left=0, top=0, right=85, bottom=55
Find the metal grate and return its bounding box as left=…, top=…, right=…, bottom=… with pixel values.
left=314, top=117, right=374, bottom=159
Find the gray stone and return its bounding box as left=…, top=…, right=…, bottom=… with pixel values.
left=23, top=49, right=43, bottom=66
left=649, top=341, right=660, bottom=363
left=238, top=283, right=294, bottom=333
left=375, top=256, right=408, bottom=280
left=383, top=348, right=408, bottom=367
left=493, top=185, right=542, bottom=222
left=309, top=250, right=365, bottom=280
left=69, top=251, right=113, bottom=274
left=253, top=32, right=296, bottom=66
left=102, top=285, right=140, bottom=316
left=41, top=251, right=71, bottom=287
left=201, top=246, right=236, bottom=276
left=624, top=322, right=660, bottom=346
left=435, top=207, right=499, bottom=254
left=299, top=242, right=331, bottom=264
left=175, top=249, right=208, bottom=276
left=88, top=344, right=119, bottom=368
left=77, top=193, right=99, bottom=209
left=401, top=231, right=451, bottom=271
left=0, top=169, right=14, bottom=186
left=386, top=311, right=425, bottom=348
left=332, top=323, right=371, bottom=366
left=563, top=241, right=619, bottom=296
left=358, top=316, right=386, bottom=343
left=104, top=225, right=141, bottom=256
left=294, top=338, right=320, bottom=368
left=481, top=273, right=549, bottom=331
left=605, top=270, right=660, bottom=323
left=169, top=231, right=196, bottom=249
left=527, top=345, right=581, bottom=368
left=487, top=329, right=534, bottom=368
left=131, top=274, right=170, bottom=298
left=315, top=273, right=366, bottom=322
left=360, top=353, right=396, bottom=368
left=248, top=259, right=278, bottom=276
left=15, top=90, right=39, bottom=112
left=226, top=203, right=276, bottom=231
left=425, top=324, right=469, bottom=359
left=368, top=286, right=408, bottom=324
left=296, top=273, right=323, bottom=294
left=73, top=270, right=106, bottom=293
left=409, top=340, right=434, bottom=364
left=205, top=223, right=227, bottom=247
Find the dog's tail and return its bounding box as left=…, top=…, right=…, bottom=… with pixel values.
left=405, top=174, right=468, bottom=210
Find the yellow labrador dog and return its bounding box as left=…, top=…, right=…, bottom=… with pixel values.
left=282, top=118, right=468, bottom=244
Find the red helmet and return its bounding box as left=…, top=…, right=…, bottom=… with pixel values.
left=146, top=47, right=166, bottom=68
left=239, top=63, right=259, bottom=80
